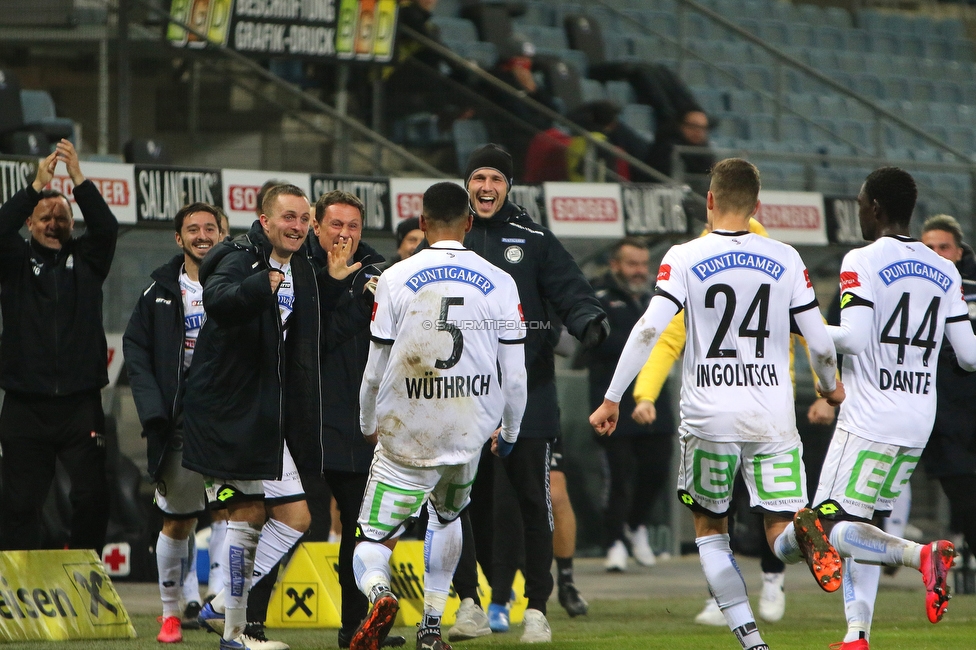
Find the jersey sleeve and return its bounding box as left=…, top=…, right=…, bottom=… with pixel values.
left=789, top=249, right=819, bottom=314
left=945, top=265, right=970, bottom=323
left=499, top=276, right=527, bottom=344
left=838, top=249, right=875, bottom=310
left=369, top=274, right=397, bottom=344
left=653, top=247, right=686, bottom=311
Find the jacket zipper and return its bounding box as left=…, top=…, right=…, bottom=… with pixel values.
left=272, top=257, right=285, bottom=480
left=172, top=277, right=185, bottom=422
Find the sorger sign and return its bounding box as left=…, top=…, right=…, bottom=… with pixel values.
left=755, top=190, right=827, bottom=245
left=543, top=182, right=624, bottom=238
left=388, top=178, right=462, bottom=232
left=48, top=162, right=137, bottom=225
left=221, top=169, right=311, bottom=229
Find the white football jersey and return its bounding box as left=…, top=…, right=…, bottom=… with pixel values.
left=655, top=231, right=818, bottom=442
left=180, top=270, right=205, bottom=370
left=369, top=241, right=525, bottom=466
left=835, top=235, right=967, bottom=447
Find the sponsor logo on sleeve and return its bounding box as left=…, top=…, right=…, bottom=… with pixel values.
left=657, top=264, right=671, bottom=281
left=839, top=271, right=860, bottom=290
left=804, top=269, right=812, bottom=288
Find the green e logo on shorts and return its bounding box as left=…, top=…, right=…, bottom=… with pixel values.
left=846, top=451, right=893, bottom=504
left=369, top=482, right=426, bottom=532
left=754, top=448, right=803, bottom=500
left=879, top=453, right=919, bottom=500
left=693, top=450, right=737, bottom=499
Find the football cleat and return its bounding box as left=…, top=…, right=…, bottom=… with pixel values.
left=487, top=602, right=509, bottom=633
left=157, top=615, right=183, bottom=643
left=350, top=591, right=399, bottom=650
left=240, top=622, right=290, bottom=650
left=558, top=582, right=589, bottom=617
left=828, top=640, right=869, bottom=650
left=416, top=630, right=452, bottom=650
left=920, top=540, right=954, bottom=623
left=198, top=602, right=225, bottom=635
left=794, top=508, right=843, bottom=592
left=182, top=601, right=202, bottom=630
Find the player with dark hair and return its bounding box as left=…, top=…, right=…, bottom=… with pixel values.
left=125, top=202, right=222, bottom=643
left=350, top=181, right=527, bottom=650
left=814, top=167, right=976, bottom=649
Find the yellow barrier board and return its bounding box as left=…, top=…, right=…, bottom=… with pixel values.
left=268, top=541, right=528, bottom=629
left=0, top=550, right=136, bottom=642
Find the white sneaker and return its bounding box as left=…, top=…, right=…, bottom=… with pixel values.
left=694, top=598, right=726, bottom=626
left=605, top=539, right=628, bottom=572
left=624, top=525, right=657, bottom=567
left=520, top=608, right=551, bottom=643
left=758, top=572, right=786, bottom=622
left=448, top=597, right=492, bottom=641
left=241, top=623, right=290, bottom=650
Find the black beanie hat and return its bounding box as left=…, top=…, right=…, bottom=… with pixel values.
left=395, top=217, right=421, bottom=246
left=464, top=144, right=514, bottom=189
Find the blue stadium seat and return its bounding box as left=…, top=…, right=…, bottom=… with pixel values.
left=883, top=77, right=912, bottom=102
left=515, top=1, right=557, bottom=27
left=715, top=115, right=749, bottom=140
left=431, top=16, right=479, bottom=42
left=603, top=35, right=632, bottom=61
left=787, top=24, right=817, bottom=48
left=728, top=89, right=765, bottom=114
left=835, top=50, right=865, bottom=74
left=901, top=36, right=926, bottom=58
left=620, top=103, right=655, bottom=140
left=909, top=15, right=935, bottom=38
left=580, top=79, right=607, bottom=103
left=816, top=95, right=847, bottom=120
left=927, top=102, right=960, bottom=126
left=936, top=18, right=965, bottom=41
left=695, top=87, right=728, bottom=115
left=780, top=115, right=812, bottom=143
left=739, top=64, right=774, bottom=92
left=948, top=126, right=976, bottom=153
left=605, top=80, right=636, bottom=106
left=441, top=40, right=499, bottom=69
left=839, top=119, right=870, bottom=150
left=683, top=61, right=715, bottom=87
left=453, top=119, right=490, bottom=175
left=785, top=92, right=819, bottom=117
left=535, top=47, right=589, bottom=76
left=814, top=168, right=849, bottom=195
left=630, top=35, right=667, bottom=61
left=515, top=25, right=569, bottom=50
left=747, top=113, right=777, bottom=141
left=760, top=20, right=789, bottom=45
left=797, top=3, right=825, bottom=26
left=911, top=79, right=937, bottom=103
left=854, top=73, right=885, bottom=99
left=825, top=7, right=854, bottom=30
left=687, top=13, right=714, bottom=41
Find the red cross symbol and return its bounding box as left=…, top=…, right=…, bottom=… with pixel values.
left=103, top=546, right=126, bottom=572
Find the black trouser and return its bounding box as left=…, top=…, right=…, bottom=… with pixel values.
left=455, top=437, right=554, bottom=613
left=599, top=433, right=672, bottom=548
left=0, top=390, right=108, bottom=552
left=939, top=474, right=976, bottom=552
left=323, top=469, right=370, bottom=632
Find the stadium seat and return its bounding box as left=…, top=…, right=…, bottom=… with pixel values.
left=431, top=16, right=479, bottom=42
left=620, top=103, right=655, bottom=140
left=580, top=79, right=607, bottom=103
left=452, top=118, right=490, bottom=176
left=786, top=93, right=819, bottom=117
left=19, top=89, right=75, bottom=144
left=515, top=25, right=569, bottom=50
left=515, top=1, right=557, bottom=27
left=747, top=113, right=777, bottom=142
left=883, top=77, right=911, bottom=102
left=605, top=80, right=636, bottom=106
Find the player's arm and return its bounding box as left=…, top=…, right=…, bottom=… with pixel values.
left=825, top=301, right=873, bottom=355
left=632, top=312, right=686, bottom=424
left=793, top=306, right=844, bottom=406
left=946, top=315, right=976, bottom=371
left=493, top=341, right=527, bottom=457
left=590, top=294, right=681, bottom=435
left=203, top=254, right=277, bottom=326
left=359, top=340, right=391, bottom=442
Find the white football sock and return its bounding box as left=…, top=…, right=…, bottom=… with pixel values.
left=423, top=505, right=462, bottom=617
left=223, top=521, right=260, bottom=641
left=697, top=534, right=765, bottom=650
left=207, top=519, right=228, bottom=598
left=182, top=530, right=200, bottom=605
left=353, top=541, right=393, bottom=601
left=773, top=522, right=803, bottom=564
left=884, top=485, right=911, bottom=539
left=253, top=518, right=305, bottom=580
left=156, top=532, right=188, bottom=619
left=830, top=521, right=922, bottom=567
left=842, top=558, right=879, bottom=643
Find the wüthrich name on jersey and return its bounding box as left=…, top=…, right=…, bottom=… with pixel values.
left=696, top=363, right=780, bottom=387
left=405, top=372, right=492, bottom=399
left=878, top=368, right=932, bottom=394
